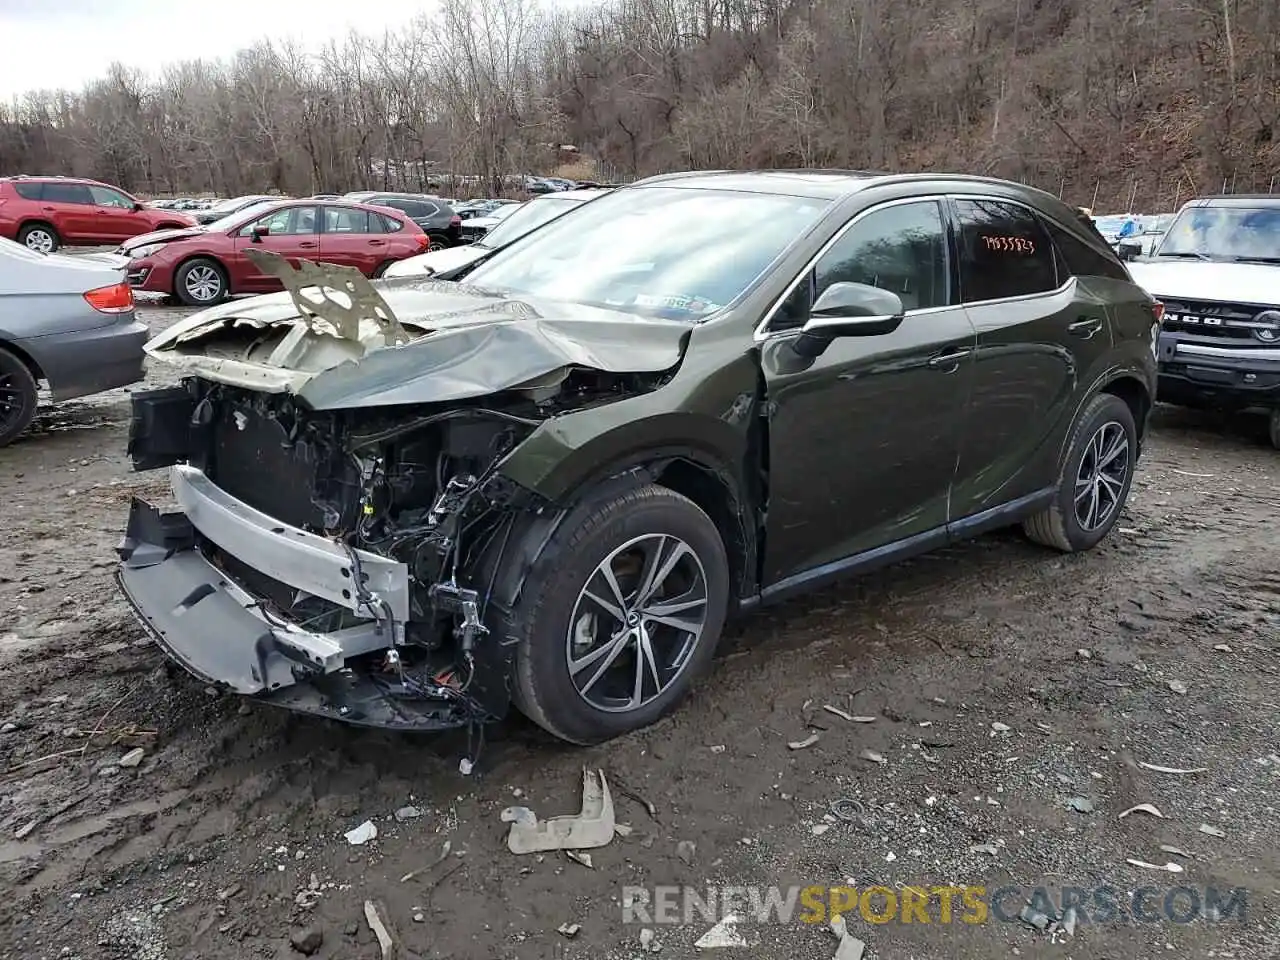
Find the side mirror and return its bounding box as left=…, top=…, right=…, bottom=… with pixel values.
left=793, top=282, right=906, bottom=358
left=134, top=202, right=145, bottom=211
left=251, top=224, right=270, bottom=241
left=1117, top=241, right=1141, bottom=261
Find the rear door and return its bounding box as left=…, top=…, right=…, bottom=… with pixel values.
left=318, top=206, right=389, bottom=275
left=229, top=205, right=320, bottom=291
left=40, top=182, right=98, bottom=242
left=947, top=196, right=1114, bottom=520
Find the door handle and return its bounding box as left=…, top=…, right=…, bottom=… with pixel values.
left=1069, top=316, right=1104, bottom=339
left=42, top=206, right=55, bottom=211
left=298, top=241, right=317, bottom=248
left=927, top=347, right=972, bottom=371
left=368, top=239, right=386, bottom=246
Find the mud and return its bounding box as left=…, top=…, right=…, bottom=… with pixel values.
left=1, top=301, right=1277, bottom=959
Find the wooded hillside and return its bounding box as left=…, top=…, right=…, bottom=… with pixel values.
left=1, top=0, right=1275, bottom=211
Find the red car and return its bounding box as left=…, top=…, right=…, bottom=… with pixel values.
left=0, top=176, right=197, bottom=253
left=120, top=200, right=431, bottom=306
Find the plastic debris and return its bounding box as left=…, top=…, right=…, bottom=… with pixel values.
left=788, top=734, right=820, bottom=750
left=694, top=915, right=748, bottom=949
left=970, top=843, right=1000, bottom=856
left=709, top=744, right=726, bottom=754
left=1198, top=823, right=1226, bottom=838
left=1214, top=643, right=1232, bottom=652
left=676, top=840, right=697, bottom=865
left=502, top=767, right=615, bottom=854
left=859, top=749, right=886, bottom=764
left=1167, top=680, right=1188, bottom=695
left=812, top=824, right=831, bottom=836
left=614, top=823, right=634, bottom=837
left=1125, top=858, right=1184, bottom=872
left=1159, top=844, right=1194, bottom=858
left=1062, top=905, right=1079, bottom=936
left=1019, top=904, right=1051, bottom=929
left=830, top=913, right=867, bottom=960
left=459, top=757, right=474, bottom=775
left=394, top=806, right=423, bottom=822
left=830, top=798, right=866, bottom=823
left=639, top=927, right=659, bottom=952
left=1067, top=797, right=1095, bottom=813
left=1119, top=803, right=1165, bottom=820
left=1139, top=761, right=1208, bottom=775
left=564, top=849, right=594, bottom=869
left=344, top=821, right=378, bottom=845
left=823, top=705, right=874, bottom=722
left=990, top=722, right=1011, bottom=733
left=557, top=923, right=581, bottom=938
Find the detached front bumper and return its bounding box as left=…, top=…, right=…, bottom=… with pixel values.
left=116, top=464, right=469, bottom=730
left=1157, top=332, right=1280, bottom=410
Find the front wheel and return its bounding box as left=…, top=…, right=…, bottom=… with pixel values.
left=174, top=258, right=228, bottom=306
left=1023, top=392, right=1138, bottom=552
left=508, top=483, right=730, bottom=744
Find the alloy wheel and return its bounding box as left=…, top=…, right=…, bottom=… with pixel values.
left=565, top=533, right=709, bottom=713
left=24, top=229, right=54, bottom=253
left=0, top=370, right=25, bottom=431
left=1074, top=421, right=1130, bottom=532
left=184, top=265, right=222, bottom=302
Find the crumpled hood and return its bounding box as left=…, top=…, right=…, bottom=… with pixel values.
left=144, top=279, right=692, bottom=410
left=1126, top=260, right=1280, bottom=305
left=122, top=226, right=207, bottom=252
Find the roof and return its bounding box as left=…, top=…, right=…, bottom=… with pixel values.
left=536, top=188, right=612, bottom=201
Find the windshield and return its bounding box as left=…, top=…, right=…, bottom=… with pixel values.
left=210, top=195, right=257, bottom=214
left=477, top=198, right=584, bottom=247
left=203, top=200, right=281, bottom=233
left=1156, top=206, right=1280, bottom=262
left=463, top=186, right=830, bottom=320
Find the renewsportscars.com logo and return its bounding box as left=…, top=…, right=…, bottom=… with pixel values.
left=621, top=884, right=1248, bottom=926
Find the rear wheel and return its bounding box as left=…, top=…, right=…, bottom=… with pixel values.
left=427, top=233, right=450, bottom=251
left=371, top=260, right=392, bottom=279
left=0, top=347, right=38, bottom=447
left=18, top=223, right=59, bottom=254
left=1024, top=392, right=1137, bottom=552
left=507, top=483, right=730, bottom=745
left=1269, top=409, right=1280, bottom=451
left=174, top=258, right=228, bottom=306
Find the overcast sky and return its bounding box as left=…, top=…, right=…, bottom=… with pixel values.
left=0, top=0, right=583, bottom=101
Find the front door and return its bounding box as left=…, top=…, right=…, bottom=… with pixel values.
left=760, top=198, right=977, bottom=587
left=946, top=197, right=1115, bottom=517
left=88, top=184, right=145, bottom=243
left=229, top=205, right=320, bottom=291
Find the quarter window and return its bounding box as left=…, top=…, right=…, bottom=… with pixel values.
left=14, top=182, right=43, bottom=200
left=773, top=200, right=950, bottom=330
left=952, top=198, right=1057, bottom=302
left=1041, top=218, right=1130, bottom=281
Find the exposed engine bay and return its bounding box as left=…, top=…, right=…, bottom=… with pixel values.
left=115, top=252, right=687, bottom=736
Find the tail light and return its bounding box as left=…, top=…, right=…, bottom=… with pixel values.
left=1150, top=299, right=1165, bottom=324
left=83, top=282, right=135, bottom=314
left=416, top=234, right=431, bottom=252
left=449, top=215, right=462, bottom=227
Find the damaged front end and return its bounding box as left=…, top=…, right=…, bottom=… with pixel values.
left=117, top=252, right=686, bottom=731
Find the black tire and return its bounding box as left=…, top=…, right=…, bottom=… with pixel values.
left=1023, top=392, right=1137, bottom=552
left=174, top=258, right=228, bottom=306
left=0, top=347, right=39, bottom=447
left=506, top=483, right=730, bottom=745
left=17, top=222, right=59, bottom=254
left=1269, top=409, right=1280, bottom=451
left=427, top=233, right=450, bottom=250
left=372, top=260, right=392, bottom=279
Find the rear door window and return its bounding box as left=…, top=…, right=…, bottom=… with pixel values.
left=951, top=198, right=1058, bottom=302
left=322, top=207, right=373, bottom=233
left=42, top=182, right=94, bottom=205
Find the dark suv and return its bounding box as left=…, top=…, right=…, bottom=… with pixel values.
left=117, top=171, right=1159, bottom=747
left=343, top=192, right=462, bottom=248
left=0, top=176, right=196, bottom=253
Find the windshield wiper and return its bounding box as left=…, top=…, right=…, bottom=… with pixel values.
left=1231, top=256, right=1280, bottom=264
left=1157, top=251, right=1212, bottom=261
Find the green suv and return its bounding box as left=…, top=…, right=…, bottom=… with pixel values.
left=117, top=171, right=1160, bottom=745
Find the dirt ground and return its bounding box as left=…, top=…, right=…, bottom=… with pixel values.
left=1, top=299, right=1278, bottom=960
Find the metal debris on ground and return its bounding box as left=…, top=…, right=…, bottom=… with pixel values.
left=970, top=843, right=1000, bottom=856
left=990, top=722, right=1011, bottom=733
left=118, top=747, right=144, bottom=768
left=639, top=927, right=659, bottom=952
left=859, top=749, right=886, bottom=764
left=564, top=849, right=594, bottom=869
left=1138, top=761, right=1208, bottom=775
left=501, top=767, right=616, bottom=854
left=1160, top=844, right=1194, bottom=858
left=829, top=914, right=867, bottom=960
left=694, top=914, right=748, bottom=949
left=1125, top=858, right=1184, bottom=872
left=1018, top=904, right=1052, bottom=930
left=344, top=820, right=378, bottom=845
left=557, top=923, right=581, bottom=938
left=1118, top=803, right=1165, bottom=819
left=1067, top=797, right=1095, bottom=813
left=822, top=705, right=874, bottom=722
left=788, top=733, right=820, bottom=750
left=1198, top=823, right=1226, bottom=838
left=1167, top=679, right=1188, bottom=694
left=394, top=806, right=422, bottom=822
left=830, top=798, right=867, bottom=824
left=676, top=840, right=697, bottom=865
left=1062, top=906, right=1079, bottom=936
left=363, top=900, right=395, bottom=959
